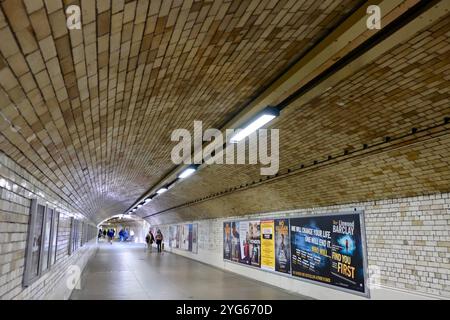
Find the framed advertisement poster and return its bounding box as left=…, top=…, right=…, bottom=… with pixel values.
left=169, top=225, right=177, bottom=248
left=274, top=218, right=290, bottom=274
left=223, top=222, right=232, bottom=260
left=238, top=220, right=260, bottom=267
left=176, top=225, right=182, bottom=249
left=290, top=211, right=369, bottom=297
left=231, top=221, right=240, bottom=262
left=192, top=224, right=198, bottom=254
left=181, top=224, right=190, bottom=250
left=261, top=220, right=275, bottom=271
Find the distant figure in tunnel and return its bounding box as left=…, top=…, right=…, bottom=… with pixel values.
left=119, top=229, right=128, bottom=242
left=145, top=229, right=154, bottom=251
left=155, top=229, right=164, bottom=253
left=129, top=230, right=135, bottom=242
left=103, top=229, right=106, bottom=238
left=98, top=229, right=102, bottom=240
left=107, top=229, right=114, bottom=244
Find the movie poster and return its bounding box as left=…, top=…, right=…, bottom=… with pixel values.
left=223, top=222, right=232, bottom=260
left=261, top=220, right=275, bottom=271
left=169, top=225, right=177, bottom=248
left=239, top=220, right=261, bottom=267
left=181, top=224, right=190, bottom=250
left=176, top=225, right=182, bottom=249
left=274, top=218, right=290, bottom=274
left=192, top=224, right=198, bottom=254
left=231, top=221, right=240, bottom=262
left=188, top=224, right=193, bottom=252
left=290, top=213, right=366, bottom=294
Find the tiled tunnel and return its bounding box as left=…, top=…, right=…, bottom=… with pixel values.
left=0, top=0, right=449, bottom=301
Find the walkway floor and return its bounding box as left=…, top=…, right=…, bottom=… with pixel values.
left=70, top=241, right=310, bottom=300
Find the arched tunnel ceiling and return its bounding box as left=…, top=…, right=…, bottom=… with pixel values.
left=0, top=0, right=364, bottom=223
left=0, top=0, right=449, bottom=225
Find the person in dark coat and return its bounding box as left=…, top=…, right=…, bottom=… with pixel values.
left=107, top=229, right=114, bottom=244
left=145, top=230, right=154, bottom=251
left=155, top=230, right=164, bottom=253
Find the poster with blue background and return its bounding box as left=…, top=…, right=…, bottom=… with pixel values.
left=290, top=212, right=367, bottom=295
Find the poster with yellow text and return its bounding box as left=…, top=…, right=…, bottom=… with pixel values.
left=261, top=220, right=275, bottom=271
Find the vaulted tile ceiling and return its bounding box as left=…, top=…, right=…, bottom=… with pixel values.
left=1, top=0, right=449, bottom=224
left=0, top=0, right=365, bottom=222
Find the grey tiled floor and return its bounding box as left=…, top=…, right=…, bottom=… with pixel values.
left=70, top=241, right=310, bottom=300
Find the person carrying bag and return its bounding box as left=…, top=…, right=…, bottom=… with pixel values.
left=155, top=230, right=163, bottom=253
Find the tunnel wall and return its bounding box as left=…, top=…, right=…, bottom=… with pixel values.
left=157, top=193, right=450, bottom=300
left=0, top=153, right=96, bottom=299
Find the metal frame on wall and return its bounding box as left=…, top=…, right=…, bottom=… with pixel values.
left=24, top=199, right=97, bottom=287
left=223, top=210, right=370, bottom=298
left=23, top=199, right=61, bottom=287
left=50, top=210, right=60, bottom=266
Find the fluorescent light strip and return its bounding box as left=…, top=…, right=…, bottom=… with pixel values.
left=144, top=198, right=151, bottom=204
left=178, top=167, right=196, bottom=179
left=156, top=187, right=168, bottom=194
left=230, top=114, right=276, bottom=143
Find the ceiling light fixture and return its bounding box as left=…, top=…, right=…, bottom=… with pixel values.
left=144, top=198, right=152, bottom=204
left=178, top=165, right=198, bottom=179
left=230, top=107, right=279, bottom=143
left=156, top=187, right=168, bottom=194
